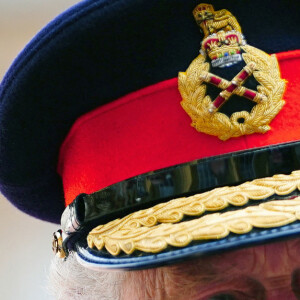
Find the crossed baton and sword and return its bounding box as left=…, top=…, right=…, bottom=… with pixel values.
left=200, top=62, right=267, bottom=113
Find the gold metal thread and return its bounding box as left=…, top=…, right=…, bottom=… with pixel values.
left=88, top=171, right=300, bottom=256
left=179, top=44, right=285, bottom=140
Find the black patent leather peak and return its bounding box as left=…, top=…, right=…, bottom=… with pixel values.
left=62, top=141, right=300, bottom=252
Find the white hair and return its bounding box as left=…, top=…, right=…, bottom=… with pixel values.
left=48, top=252, right=126, bottom=300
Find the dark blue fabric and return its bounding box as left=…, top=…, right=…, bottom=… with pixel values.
left=0, top=0, right=299, bottom=223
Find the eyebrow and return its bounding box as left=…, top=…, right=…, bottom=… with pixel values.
left=128, top=240, right=300, bottom=299
left=292, top=269, right=300, bottom=297
left=166, top=258, right=218, bottom=283
left=155, top=264, right=266, bottom=300
left=165, top=251, right=247, bottom=280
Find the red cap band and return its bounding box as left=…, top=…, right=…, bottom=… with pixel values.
left=58, top=50, right=300, bottom=206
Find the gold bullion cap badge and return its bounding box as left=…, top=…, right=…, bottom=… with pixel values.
left=178, top=3, right=286, bottom=141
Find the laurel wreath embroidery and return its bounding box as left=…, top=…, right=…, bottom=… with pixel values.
left=87, top=171, right=300, bottom=256
left=178, top=45, right=286, bottom=141
left=87, top=199, right=300, bottom=256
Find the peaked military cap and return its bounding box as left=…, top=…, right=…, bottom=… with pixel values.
left=1, top=0, right=300, bottom=269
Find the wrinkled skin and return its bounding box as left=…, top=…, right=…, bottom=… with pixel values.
left=121, top=239, right=300, bottom=300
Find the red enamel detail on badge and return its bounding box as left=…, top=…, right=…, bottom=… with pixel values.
left=243, top=90, right=256, bottom=100
left=210, top=76, right=222, bottom=85
left=226, top=83, right=237, bottom=93
left=238, top=70, right=249, bottom=81
left=213, top=96, right=226, bottom=108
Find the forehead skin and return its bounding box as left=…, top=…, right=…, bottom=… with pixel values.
left=121, top=239, right=300, bottom=300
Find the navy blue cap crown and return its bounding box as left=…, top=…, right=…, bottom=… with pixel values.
left=0, top=0, right=299, bottom=223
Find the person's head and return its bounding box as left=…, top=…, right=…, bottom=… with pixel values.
left=49, top=238, right=300, bottom=299
left=1, top=1, right=300, bottom=299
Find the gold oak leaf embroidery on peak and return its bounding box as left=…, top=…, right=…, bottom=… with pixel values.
left=88, top=198, right=300, bottom=256
left=87, top=171, right=300, bottom=256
